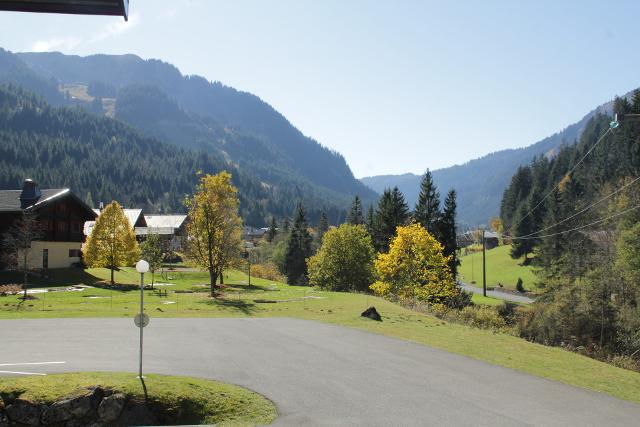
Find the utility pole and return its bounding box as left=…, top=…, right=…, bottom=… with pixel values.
left=482, top=228, right=487, bottom=297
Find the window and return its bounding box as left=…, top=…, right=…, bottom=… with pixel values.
left=42, top=249, right=48, bottom=269
left=69, top=249, right=82, bottom=258
left=57, top=222, right=68, bottom=232
left=71, top=222, right=81, bottom=233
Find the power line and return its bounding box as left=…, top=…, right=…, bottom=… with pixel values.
left=516, top=175, right=640, bottom=238
left=510, top=203, right=640, bottom=240
left=508, top=126, right=612, bottom=234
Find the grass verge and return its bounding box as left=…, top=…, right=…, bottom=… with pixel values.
left=0, top=372, right=276, bottom=426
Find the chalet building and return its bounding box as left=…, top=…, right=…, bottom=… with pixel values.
left=83, top=207, right=147, bottom=236
left=138, top=215, right=188, bottom=250
left=0, top=179, right=97, bottom=269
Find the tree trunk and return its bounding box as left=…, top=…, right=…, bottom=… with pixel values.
left=23, top=270, right=27, bottom=300
left=219, top=268, right=224, bottom=285
left=209, top=269, right=218, bottom=297
left=110, top=267, right=115, bottom=286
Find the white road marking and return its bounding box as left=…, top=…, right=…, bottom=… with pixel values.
left=0, top=361, right=65, bottom=366
left=0, top=370, right=47, bottom=376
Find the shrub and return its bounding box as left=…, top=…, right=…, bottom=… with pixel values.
left=516, top=278, right=525, bottom=293
left=250, top=263, right=285, bottom=282
left=458, top=305, right=508, bottom=331
left=608, top=355, right=640, bottom=372
left=445, top=289, right=473, bottom=310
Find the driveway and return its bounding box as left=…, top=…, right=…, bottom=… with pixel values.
left=1, top=318, right=638, bottom=426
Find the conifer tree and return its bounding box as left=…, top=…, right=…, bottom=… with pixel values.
left=347, top=195, right=364, bottom=225
left=365, top=205, right=376, bottom=235
left=266, top=216, right=278, bottom=242
left=438, top=189, right=459, bottom=277
left=284, top=203, right=313, bottom=285
left=318, top=210, right=329, bottom=240
left=374, top=187, right=410, bottom=251
left=84, top=201, right=140, bottom=285
left=414, top=170, right=441, bottom=235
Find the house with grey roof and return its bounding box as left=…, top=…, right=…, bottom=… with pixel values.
left=0, top=179, right=97, bottom=269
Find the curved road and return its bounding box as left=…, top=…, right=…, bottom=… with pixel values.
left=459, top=282, right=535, bottom=304
left=1, top=318, right=638, bottom=426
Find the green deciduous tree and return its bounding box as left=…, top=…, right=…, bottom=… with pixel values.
left=84, top=201, right=140, bottom=285
left=140, top=233, right=164, bottom=288
left=307, top=224, right=375, bottom=292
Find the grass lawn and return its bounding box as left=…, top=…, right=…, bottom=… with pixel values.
left=0, top=372, right=276, bottom=426
left=470, top=293, right=504, bottom=306
left=459, top=244, right=537, bottom=291
left=1, top=267, right=640, bottom=404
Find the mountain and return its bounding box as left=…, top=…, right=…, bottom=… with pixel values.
left=361, top=90, right=635, bottom=227
left=0, top=84, right=350, bottom=226
left=11, top=50, right=377, bottom=205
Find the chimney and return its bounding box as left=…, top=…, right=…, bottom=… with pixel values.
left=20, top=178, right=41, bottom=209
left=99, top=201, right=104, bottom=211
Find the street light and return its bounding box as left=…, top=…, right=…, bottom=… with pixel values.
left=135, top=259, right=149, bottom=379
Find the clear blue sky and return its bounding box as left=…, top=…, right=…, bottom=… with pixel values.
left=1, top=1, right=639, bottom=177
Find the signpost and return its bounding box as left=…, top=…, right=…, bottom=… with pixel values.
left=135, top=260, right=149, bottom=377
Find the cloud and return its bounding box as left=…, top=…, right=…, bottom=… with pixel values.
left=31, top=37, right=81, bottom=52
left=89, top=12, right=139, bottom=44
left=28, top=13, right=139, bottom=52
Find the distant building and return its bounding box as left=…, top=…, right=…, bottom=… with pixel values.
left=137, top=214, right=188, bottom=250
left=243, top=226, right=268, bottom=242
left=83, top=207, right=147, bottom=236
left=0, top=179, right=96, bottom=269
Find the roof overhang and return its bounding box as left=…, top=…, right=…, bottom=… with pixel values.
left=0, top=0, right=129, bottom=21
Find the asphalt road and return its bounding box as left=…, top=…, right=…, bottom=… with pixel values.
left=459, top=282, right=535, bottom=304
left=1, top=318, right=639, bottom=426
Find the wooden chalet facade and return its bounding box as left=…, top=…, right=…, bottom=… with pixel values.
left=0, top=179, right=97, bottom=269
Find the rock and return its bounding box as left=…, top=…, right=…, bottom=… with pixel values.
left=41, top=389, right=96, bottom=424
left=6, top=399, right=43, bottom=426
left=361, top=306, right=382, bottom=321
left=98, top=393, right=125, bottom=421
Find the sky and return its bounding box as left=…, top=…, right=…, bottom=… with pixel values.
left=0, top=1, right=639, bottom=177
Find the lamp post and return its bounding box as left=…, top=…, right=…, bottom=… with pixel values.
left=135, top=259, right=149, bottom=379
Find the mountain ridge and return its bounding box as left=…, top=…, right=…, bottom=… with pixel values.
left=361, top=88, right=635, bottom=226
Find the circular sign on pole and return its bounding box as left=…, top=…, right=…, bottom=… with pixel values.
left=134, top=313, right=150, bottom=328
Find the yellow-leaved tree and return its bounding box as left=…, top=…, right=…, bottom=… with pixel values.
left=185, top=171, right=243, bottom=296
left=370, top=223, right=461, bottom=310
left=84, top=201, right=140, bottom=285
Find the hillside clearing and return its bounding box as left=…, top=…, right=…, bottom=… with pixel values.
left=459, top=244, right=537, bottom=291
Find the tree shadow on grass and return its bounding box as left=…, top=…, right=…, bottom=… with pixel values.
left=228, top=283, right=272, bottom=292
left=0, top=268, right=104, bottom=289
left=201, top=298, right=257, bottom=315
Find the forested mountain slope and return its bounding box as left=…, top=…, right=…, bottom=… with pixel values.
left=361, top=90, right=635, bottom=226
left=0, top=85, right=346, bottom=225
left=12, top=50, right=377, bottom=205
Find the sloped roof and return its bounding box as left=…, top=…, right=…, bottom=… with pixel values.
left=0, top=188, right=67, bottom=212
left=144, top=215, right=187, bottom=229
left=0, top=0, right=129, bottom=20
left=123, top=209, right=145, bottom=227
